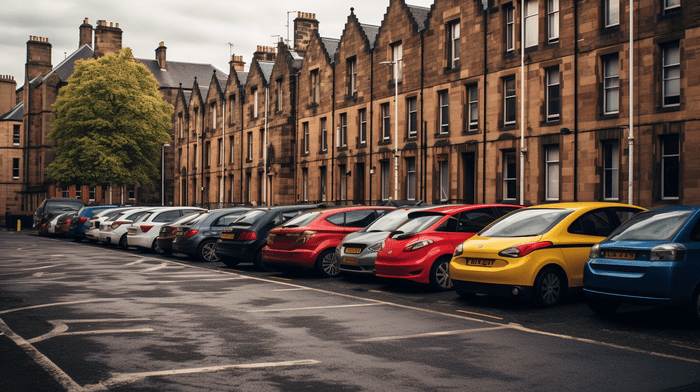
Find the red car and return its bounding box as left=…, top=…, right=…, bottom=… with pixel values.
left=262, top=206, right=394, bottom=277
left=374, top=204, right=523, bottom=290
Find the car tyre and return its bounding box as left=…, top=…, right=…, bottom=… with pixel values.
left=221, top=258, right=240, bottom=268
left=197, top=240, right=220, bottom=262
left=688, top=289, right=700, bottom=324
left=118, top=234, right=129, bottom=250
left=315, top=249, right=340, bottom=278
left=532, top=267, right=564, bottom=307
left=429, top=257, right=453, bottom=291
left=586, top=297, right=620, bottom=316
left=253, top=248, right=274, bottom=272
left=152, top=240, right=166, bottom=254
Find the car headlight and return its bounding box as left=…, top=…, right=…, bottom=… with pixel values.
left=404, top=239, right=433, bottom=252
left=453, top=242, right=463, bottom=258
left=650, top=243, right=686, bottom=261
left=367, top=240, right=384, bottom=252
left=589, top=244, right=601, bottom=259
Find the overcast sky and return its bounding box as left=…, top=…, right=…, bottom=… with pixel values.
left=0, top=0, right=434, bottom=88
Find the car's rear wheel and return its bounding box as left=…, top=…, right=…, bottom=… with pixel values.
left=315, top=249, right=340, bottom=278
left=197, top=240, right=219, bottom=262
left=587, top=297, right=620, bottom=316
left=429, top=258, right=453, bottom=291
left=152, top=240, right=165, bottom=254
left=688, top=289, right=700, bottom=324
left=253, top=248, right=274, bottom=272
left=119, top=234, right=129, bottom=250
left=532, top=267, right=564, bottom=307
left=221, top=258, right=240, bottom=268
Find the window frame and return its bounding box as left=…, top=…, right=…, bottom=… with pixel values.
left=525, top=0, right=539, bottom=48
left=382, top=103, right=391, bottom=140
left=544, top=145, right=560, bottom=201
left=664, top=0, right=680, bottom=12
left=340, top=113, right=348, bottom=148
left=303, top=122, right=309, bottom=154
left=547, top=0, right=559, bottom=43
left=407, top=97, right=418, bottom=138
left=13, top=125, right=20, bottom=146
left=605, top=0, right=620, bottom=28
left=391, top=42, right=403, bottom=82
left=546, top=67, right=560, bottom=122
left=380, top=161, right=390, bottom=201
left=321, top=117, right=328, bottom=152
left=467, top=84, right=479, bottom=132
left=662, top=42, right=680, bottom=108
left=12, top=157, right=20, bottom=180
left=503, top=151, right=517, bottom=201
left=447, top=20, right=460, bottom=69
left=406, top=157, right=416, bottom=200
left=505, top=6, right=515, bottom=52
left=661, top=134, right=680, bottom=200
left=359, top=109, right=367, bottom=144
left=603, top=54, right=620, bottom=115
left=347, top=57, right=357, bottom=96
left=311, top=69, right=320, bottom=104
left=602, top=140, right=620, bottom=200
left=439, top=160, right=449, bottom=202
left=504, top=77, right=517, bottom=125
left=439, top=90, right=450, bottom=134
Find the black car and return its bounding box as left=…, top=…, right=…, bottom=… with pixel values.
left=156, top=211, right=209, bottom=255
left=216, top=204, right=325, bottom=270
left=172, top=207, right=249, bottom=262
left=34, top=197, right=84, bottom=234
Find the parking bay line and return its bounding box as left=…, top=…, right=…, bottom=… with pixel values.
left=28, top=318, right=153, bottom=343
left=246, top=303, right=386, bottom=313
left=83, top=359, right=321, bottom=391
left=356, top=325, right=512, bottom=342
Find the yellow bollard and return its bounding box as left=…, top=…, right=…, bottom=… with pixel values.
left=17, top=219, right=21, bottom=232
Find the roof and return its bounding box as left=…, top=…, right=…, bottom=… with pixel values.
left=43, top=44, right=95, bottom=82
left=258, top=62, right=275, bottom=84
left=321, top=38, right=340, bottom=63
left=407, top=5, right=430, bottom=31
left=361, top=24, right=380, bottom=48
left=138, top=59, right=227, bottom=89
left=237, top=71, right=249, bottom=86
left=0, top=102, right=23, bottom=121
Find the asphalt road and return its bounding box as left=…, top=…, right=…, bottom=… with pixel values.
left=1, top=231, right=699, bottom=391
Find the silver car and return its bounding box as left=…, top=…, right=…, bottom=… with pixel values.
left=336, top=206, right=433, bottom=275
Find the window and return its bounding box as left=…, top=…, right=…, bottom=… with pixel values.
left=359, top=109, right=367, bottom=144
left=505, top=6, right=515, bottom=52
left=246, top=172, right=251, bottom=202
left=257, top=172, right=263, bottom=204
left=548, top=0, right=559, bottom=43
left=665, top=0, right=680, bottom=11
left=75, top=186, right=82, bottom=200
left=276, top=79, right=283, bottom=112
left=407, top=97, right=417, bottom=137
left=467, top=85, right=478, bottom=131
left=217, top=139, right=223, bottom=165
left=381, top=103, right=391, bottom=140
left=128, top=186, right=135, bottom=200
left=661, top=134, right=679, bottom=200
left=546, top=68, right=560, bottom=121
left=259, top=130, right=264, bottom=158
left=605, top=0, right=619, bottom=27
left=177, top=114, right=183, bottom=139
left=303, top=122, right=309, bottom=153
left=229, top=136, right=234, bottom=163
left=439, top=160, right=449, bottom=202
left=62, top=189, right=70, bottom=198
left=302, top=168, right=308, bottom=201
left=193, top=144, right=198, bottom=169
left=602, top=140, right=619, bottom=200
left=504, top=77, right=516, bottom=125
left=525, top=0, right=539, bottom=48
left=340, top=113, right=348, bottom=147
left=12, top=158, right=19, bottom=180
left=380, top=161, right=390, bottom=201
left=503, top=152, right=517, bottom=200
left=347, top=57, right=357, bottom=96
left=253, top=89, right=258, bottom=118
left=89, top=187, right=96, bottom=201
left=339, top=164, right=347, bottom=201
left=247, top=132, right=252, bottom=160
left=603, top=54, right=619, bottom=114
left=321, top=117, right=328, bottom=151
left=439, top=90, right=449, bottom=134
left=229, top=95, right=236, bottom=124
left=311, top=69, right=320, bottom=104
left=13, top=125, right=20, bottom=146
left=545, top=145, right=559, bottom=201
left=204, top=141, right=211, bottom=167
left=392, top=42, right=403, bottom=82
left=447, top=20, right=460, bottom=68
left=406, top=157, right=416, bottom=200
left=662, top=42, right=680, bottom=107
left=320, top=166, right=327, bottom=201
left=211, top=102, right=217, bottom=130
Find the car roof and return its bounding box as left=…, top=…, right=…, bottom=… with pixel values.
left=419, top=203, right=521, bottom=215
left=526, top=202, right=643, bottom=211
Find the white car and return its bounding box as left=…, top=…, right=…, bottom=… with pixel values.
left=85, top=207, right=134, bottom=242
left=46, top=212, right=71, bottom=235
left=98, top=207, right=154, bottom=248
left=126, top=207, right=205, bottom=253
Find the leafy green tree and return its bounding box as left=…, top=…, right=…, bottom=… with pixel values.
left=46, top=48, right=172, bottom=189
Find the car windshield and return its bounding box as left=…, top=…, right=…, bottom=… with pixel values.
left=392, top=214, right=443, bottom=237
left=363, top=209, right=411, bottom=232
left=175, top=212, right=207, bottom=226
left=479, top=208, right=573, bottom=237
left=608, top=210, right=694, bottom=242
left=46, top=200, right=82, bottom=212
left=282, top=211, right=322, bottom=228
left=231, top=209, right=267, bottom=226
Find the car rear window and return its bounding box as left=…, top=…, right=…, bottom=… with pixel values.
left=391, top=214, right=443, bottom=238
left=363, top=209, right=411, bottom=233
left=608, top=210, right=694, bottom=242
left=283, top=211, right=322, bottom=227
left=479, top=208, right=573, bottom=237
left=231, top=209, right=268, bottom=226
left=154, top=210, right=181, bottom=223
left=213, top=212, right=245, bottom=227
left=345, top=210, right=377, bottom=228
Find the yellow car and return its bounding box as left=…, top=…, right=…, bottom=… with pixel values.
left=449, top=202, right=645, bottom=307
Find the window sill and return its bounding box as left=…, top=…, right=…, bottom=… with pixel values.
left=599, top=113, right=620, bottom=121
left=435, top=132, right=451, bottom=139
left=656, top=105, right=681, bottom=114
left=378, top=139, right=392, bottom=146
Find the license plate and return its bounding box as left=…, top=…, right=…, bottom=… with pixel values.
left=343, top=257, right=358, bottom=264
left=220, top=233, right=235, bottom=240
left=603, top=251, right=635, bottom=260
left=467, top=259, right=494, bottom=267
left=345, top=247, right=362, bottom=254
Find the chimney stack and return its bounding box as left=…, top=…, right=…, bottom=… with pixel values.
left=0, top=75, right=17, bottom=115
left=229, top=55, right=245, bottom=73
left=253, top=46, right=276, bottom=62
left=293, top=12, right=319, bottom=55
left=156, top=41, right=167, bottom=70
left=94, top=20, right=122, bottom=58
left=79, top=17, right=93, bottom=48
left=25, top=36, right=52, bottom=83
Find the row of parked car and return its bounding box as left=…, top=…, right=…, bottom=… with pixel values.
left=33, top=198, right=700, bottom=322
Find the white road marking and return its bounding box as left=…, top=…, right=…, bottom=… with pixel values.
left=0, top=299, right=113, bottom=315
left=272, top=288, right=310, bottom=292
left=0, top=317, right=83, bottom=392
left=356, top=325, right=511, bottom=342
left=246, top=303, right=385, bottom=313
left=124, top=259, right=147, bottom=266
left=142, top=263, right=183, bottom=272
left=27, top=318, right=152, bottom=343
left=153, top=278, right=240, bottom=284
left=83, top=359, right=321, bottom=391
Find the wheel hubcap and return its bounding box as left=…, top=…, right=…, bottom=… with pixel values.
left=435, top=262, right=453, bottom=288
left=322, top=253, right=339, bottom=276
left=540, top=273, right=561, bottom=304
left=203, top=243, right=219, bottom=262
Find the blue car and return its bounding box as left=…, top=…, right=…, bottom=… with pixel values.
left=584, top=206, right=700, bottom=322
left=69, top=205, right=122, bottom=241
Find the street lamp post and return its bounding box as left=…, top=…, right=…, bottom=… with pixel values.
left=162, top=143, right=171, bottom=206
left=379, top=60, right=400, bottom=201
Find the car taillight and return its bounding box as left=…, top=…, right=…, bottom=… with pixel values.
left=650, top=243, right=686, bottom=261
left=238, top=231, right=258, bottom=241
left=183, top=229, right=199, bottom=238
left=140, top=225, right=154, bottom=233
left=78, top=217, right=88, bottom=224
left=294, top=231, right=317, bottom=244
left=404, top=239, right=433, bottom=252
left=40, top=225, right=46, bottom=231
left=499, top=241, right=553, bottom=258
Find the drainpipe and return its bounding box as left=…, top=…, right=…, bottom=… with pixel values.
left=369, top=51, right=374, bottom=205
left=264, top=86, right=269, bottom=206
left=482, top=2, right=488, bottom=204
left=221, top=98, right=226, bottom=205
left=574, top=0, right=579, bottom=201
left=519, top=0, right=526, bottom=206
left=628, top=0, right=634, bottom=205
